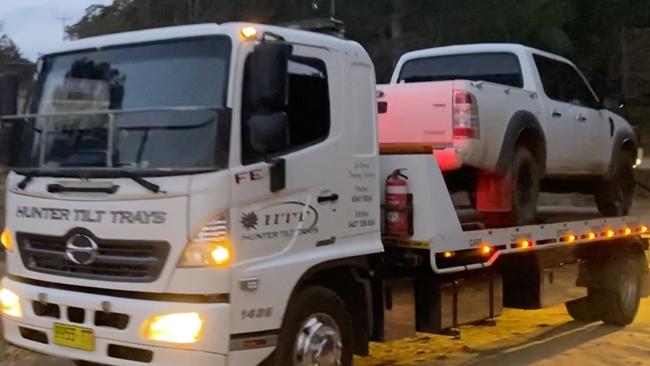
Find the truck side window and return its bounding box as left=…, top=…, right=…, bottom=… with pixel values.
left=241, top=55, right=331, bottom=165
left=534, top=55, right=599, bottom=109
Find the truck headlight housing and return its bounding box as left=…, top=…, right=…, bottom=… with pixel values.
left=179, top=216, right=232, bottom=268
left=0, top=288, right=22, bottom=318
left=141, top=312, right=204, bottom=344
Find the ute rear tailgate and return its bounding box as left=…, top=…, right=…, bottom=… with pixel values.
left=377, top=81, right=454, bottom=148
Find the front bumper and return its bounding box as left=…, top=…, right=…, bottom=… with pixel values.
left=1, top=277, right=229, bottom=366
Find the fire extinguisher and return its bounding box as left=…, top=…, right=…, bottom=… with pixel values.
left=385, top=169, right=413, bottom=237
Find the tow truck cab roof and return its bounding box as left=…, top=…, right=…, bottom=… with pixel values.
left=40, top=22, right=370, bottom=60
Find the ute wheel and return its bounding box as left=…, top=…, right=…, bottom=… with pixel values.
left=598, top=256, right=642, bottom=326
left=270, top=286, right=353, bottom=366
left=595, top=151, right=635, bottom=216
left=483, top=146, right=540, bottom=226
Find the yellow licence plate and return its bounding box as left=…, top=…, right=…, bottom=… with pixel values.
left=53, top=323, right=95, bottom=351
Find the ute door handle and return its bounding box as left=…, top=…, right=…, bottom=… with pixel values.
left=576, top=113, right=588, bottom=122
left=317, top=193, right=339, bottom=204
left=552, top=110, right=563, bottom=118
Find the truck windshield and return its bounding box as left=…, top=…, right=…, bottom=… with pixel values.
left=398, top=52, right=523, bottom=88
left=13, top=36, right=231, bottom=174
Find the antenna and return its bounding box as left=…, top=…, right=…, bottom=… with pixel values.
left=56, top=17, right=71, bottom=41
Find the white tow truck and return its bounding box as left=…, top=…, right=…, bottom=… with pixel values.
left=0, top=22, right=648, bottom=366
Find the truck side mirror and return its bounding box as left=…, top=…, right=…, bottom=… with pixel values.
left=0, top=72, right=19, bottom=117
left=249, top=42, right=293, bottom=110
left=603, top=94, right=624, bottom=111
left=0, top=73, right=19, bottom=166
left=246, top=112, right=290, bottom=153
left=0, top=120, right=16, bottom=166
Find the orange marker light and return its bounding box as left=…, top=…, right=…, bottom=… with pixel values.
left=586, top=232, right=597, bottom=240
left=639, top=225, right=648, bottom=234
left=604, top=230, right=615, bottom=238
left=443, top=251, right=455, bottom=258
left=479, top=244, right=492, bottom=256
left=518, top=239, right=533, bottom=249
left=240, top=26, right=258, bottom=39
left=564, top=234, right=576, bottom=243
left=622, top=227, right=633, bottom=236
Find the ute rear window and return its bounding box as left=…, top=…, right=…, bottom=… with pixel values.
left=398, top=52, right=523, bottom=88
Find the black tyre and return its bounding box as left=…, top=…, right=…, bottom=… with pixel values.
left=484, top=146, right=540, bottom=226
left=598, top=257, right=642, bottom=326
left=595, top=151, right=635, bottom=216
left=565, top=291, right=603, bottom=322
left=271, top=286, right=353, bottom=366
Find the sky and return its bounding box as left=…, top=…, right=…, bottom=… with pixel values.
left=0, top=0, right=114, bottom=61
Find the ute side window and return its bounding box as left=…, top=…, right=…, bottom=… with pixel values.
left=534, top=54, right=599, bottom=109
left=241, top=55, right=331, bottom=165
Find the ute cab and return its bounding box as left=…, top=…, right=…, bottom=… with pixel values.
left=0, top=22, right=381, bottom=365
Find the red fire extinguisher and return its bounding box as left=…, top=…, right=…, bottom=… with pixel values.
left=385, top=169, right=412, bottom=237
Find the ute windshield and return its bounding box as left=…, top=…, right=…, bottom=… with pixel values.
left=10, top=36, right=231, bottom=174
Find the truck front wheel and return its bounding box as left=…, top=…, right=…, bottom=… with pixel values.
left=271, top=286, right=353, bottom=366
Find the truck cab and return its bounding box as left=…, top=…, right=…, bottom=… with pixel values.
left=0, top=22, right=382, bottom=366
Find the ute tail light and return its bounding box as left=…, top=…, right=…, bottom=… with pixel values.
left=453, top=90, right=480, bottom=138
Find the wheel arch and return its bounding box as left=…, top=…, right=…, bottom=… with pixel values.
left=495, top=110, right=547, bottom=176
left=606, top=130, right=638, bottom=177
left=284, top=256, right=373, bottom=356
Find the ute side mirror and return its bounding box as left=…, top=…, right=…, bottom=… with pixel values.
left=0, top=73, right=19, bottom=166
left=246, top=41, right=293, bottom=155
left=603, top=94, right=624, bottom=111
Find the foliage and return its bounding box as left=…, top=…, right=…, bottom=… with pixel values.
left=66, top=0, right=650, bottom=94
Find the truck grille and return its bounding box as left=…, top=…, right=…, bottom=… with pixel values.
left=16, top=232, right=170, bottom=282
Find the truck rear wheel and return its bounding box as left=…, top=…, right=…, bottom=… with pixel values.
left=566, top=256, right=642, bottom=326
left=598, top=256, right=641, bottom=326
left=595, top=151, right=635, bottom=216
left=483, top=146, right=540, bottom=226
left=565, top=290, right=604, bottom=322
left=271, top=286, right=353, bottom=366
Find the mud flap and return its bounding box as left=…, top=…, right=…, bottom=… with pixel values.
left=476, top=171, right=512, bottom=212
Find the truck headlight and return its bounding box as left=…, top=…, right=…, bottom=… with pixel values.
left=178, top=216, right=232, bottom=268
left=0, top=288, right=22, bottom=318
left=141, top=312, right=204, bottom=344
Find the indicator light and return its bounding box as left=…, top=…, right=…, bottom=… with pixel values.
left=0, top=228, right=13, bottom=252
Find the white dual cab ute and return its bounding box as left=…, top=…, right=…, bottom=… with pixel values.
left=0, top=22, right=648, bottom=366
left=378, top=44, right=641, bottom=225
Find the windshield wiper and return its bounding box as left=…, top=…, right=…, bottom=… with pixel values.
left=116, top=171, right=165, bottom=194
left=16, top=172, right=34, bottom=190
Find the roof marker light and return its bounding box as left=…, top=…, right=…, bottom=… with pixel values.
left=240, top=26, right=258, bottom=39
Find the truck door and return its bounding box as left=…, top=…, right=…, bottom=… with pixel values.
left=230, top=44, right=343, bottom=267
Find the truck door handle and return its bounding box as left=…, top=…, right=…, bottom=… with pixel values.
left=47, top=184, right=119, bottom=194
left=317, top=193, right=339, bottom=204
left=552, top=111, right=563, bottom=118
